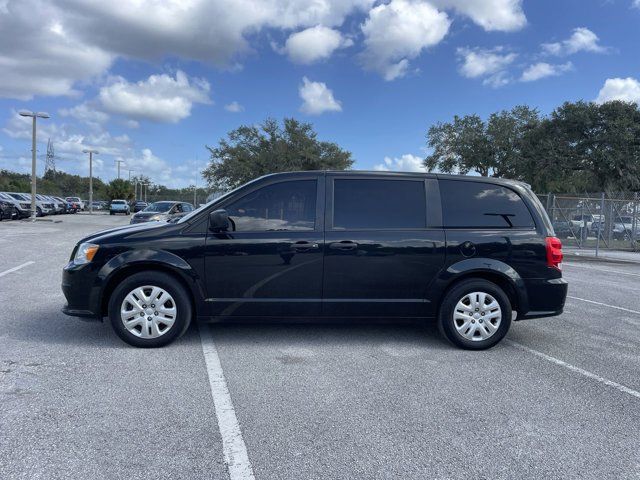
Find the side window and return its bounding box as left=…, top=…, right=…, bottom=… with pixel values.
left=333, top=179, right=426, bottom=229
left=174, top=204, right=183, bottom=213
left=225, top=180, right=317, bottom=231
left=183, top=204, right=193, bottom=212
left=439, top=180, right=535, bottom=228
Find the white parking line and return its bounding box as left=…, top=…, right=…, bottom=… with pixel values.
left=567, top=295, right=640, bottom=316
left=0, top=261, right=35, bottom=278
left=199, top=324, right=256, bottom=480
left=564, top=262, right=640, bottom=277
left=507, top=340, right=640, bottom=400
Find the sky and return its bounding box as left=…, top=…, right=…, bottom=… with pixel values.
left=0, top=0, right=639, bottom=189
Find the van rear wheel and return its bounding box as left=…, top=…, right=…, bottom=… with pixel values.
left=438, top=279, right=512, bottom=350
left=108, top=271, right=192, bottom=348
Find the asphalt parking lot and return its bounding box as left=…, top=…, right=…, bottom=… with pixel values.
left=1, top=214, right=639, bottom=480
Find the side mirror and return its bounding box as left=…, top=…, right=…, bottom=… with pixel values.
left=209, top=209, right=230, bottom=232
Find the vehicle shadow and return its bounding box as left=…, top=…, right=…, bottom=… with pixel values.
left=202, top=317, right=452, bottom=351
left=8, top=310, right=451, bottom=351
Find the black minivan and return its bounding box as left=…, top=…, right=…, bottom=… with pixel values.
left=62, top=171, right=567, bottom=349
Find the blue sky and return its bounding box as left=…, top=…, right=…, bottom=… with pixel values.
left=1, top=0, right=639, bottom=188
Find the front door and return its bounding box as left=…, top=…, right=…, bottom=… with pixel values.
left=322, top=175, right=446, bottom=317
left=204, top=175, right=324, bottom=316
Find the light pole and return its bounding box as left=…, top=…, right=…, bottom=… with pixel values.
left=127, top=169, right=134, bottom=182
left=82, top=149, right=99, bottom=214
left=115, top=159, right=125, bottom=179
left=19, top=110, right=50, bottom=221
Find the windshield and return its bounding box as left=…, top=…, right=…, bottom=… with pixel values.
left=617, top=216, right=632, bottom=223
left=112, top=200, right=125, bottom=204
left=10, top=193, right=27, bottom=200
left=144, top=202, right=174, bottom=213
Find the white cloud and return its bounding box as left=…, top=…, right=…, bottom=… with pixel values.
left=360, top=0, right=451, bottom=81
left=457, top=47, right=516, bottom=87
left=98, top=70, right=211, bottom=123
left=430, top=0, right=526, bottom=31
left=596, top=77, right=640, bottom=104
left=374, top=154, right=425, bottom=172
left=542, top=27, right=607, bottom=56
left=0, top=0, right=374, bottom=100
left=0, top=0, right=112, bottom=99
left=299, top=77, right=342, bottom=115
left=520, top=62, right=572, bottom=82
left=59, top=103, right=109, bottom=129
left=634, top=0, right=640, bottom=8
left=224, top=101, right=245, bottom=113
left=284, top=25, right=352, bottom=64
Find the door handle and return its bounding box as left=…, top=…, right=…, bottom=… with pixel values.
left=291, top=241, right=319, bottom=250
left=329, top=240, right=358, bottom=251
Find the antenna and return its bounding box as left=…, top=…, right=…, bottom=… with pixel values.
left=45, top=138, right=56, bottom=175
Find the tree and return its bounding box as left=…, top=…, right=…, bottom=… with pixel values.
left=424, top=101, right=640, bottom=193
left=203, top=117, right=353, bottom=191
left=425, top=114, right=493, bottom=176
left=106, top=178, right=134, bottom=201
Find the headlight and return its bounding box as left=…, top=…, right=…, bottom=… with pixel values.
left=150, top=214, right=163, bottom=221
left=74, top=243, right=99, bottom=265
left=20, top=203, right=30, bottom=209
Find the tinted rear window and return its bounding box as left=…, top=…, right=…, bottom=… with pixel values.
left=333, top=179, right=426, bottom=229
left=440, top=180, right=535, bottom=228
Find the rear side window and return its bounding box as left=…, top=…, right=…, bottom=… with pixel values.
left=333, top=179, right=426, bottom=229
left=226, top=180, right=317, bottom=231
left=440, top=180, right=535, bottom=229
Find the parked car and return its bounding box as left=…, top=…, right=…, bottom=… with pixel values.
left=43, top=195, right=65, bottom=214
left=0, top=198, right=15, bottom=220
left=129, top=201, right=194, bottom=224
left=65, top=197, right=85, bottom=211
left=62, top=171, right=567, bottom=349
left=109, top=199, right=130, bottom=215
left=612, top=216, right=639, bottom=240
left=132, top=201, right=148, bottom=213
left=0, top=192, right=29, bottom=219
left=552, top=220, right=572, bottom=239
left=89, top=201, right=104, bottom=211
left=9, top=193, right=51, bottom=216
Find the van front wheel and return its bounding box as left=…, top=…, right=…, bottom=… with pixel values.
left=108, top=271, right=192, bottom=348
left=438, top=279, right=512, bottom=350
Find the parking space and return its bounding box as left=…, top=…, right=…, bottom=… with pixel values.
left=1, top=214, right=639, bottom=480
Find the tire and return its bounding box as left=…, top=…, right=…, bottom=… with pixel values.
left=36, top=206, right=42, bottom=217
left=110, top=211, right=114, bottom=215
left=438, top=279, right=512, bottom=350
left=108, top=271, right=192, bottom=348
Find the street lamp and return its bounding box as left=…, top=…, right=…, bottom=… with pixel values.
left=115, top=159, right=125, bottom=179
left=19, top=110, right=50, bottom=221
left=82, top=149, right=99, bottom=214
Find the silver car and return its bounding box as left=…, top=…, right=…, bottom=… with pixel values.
left=129, top=201, right=194, bottom=224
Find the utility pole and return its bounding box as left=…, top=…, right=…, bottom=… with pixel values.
left=83, top=149, right=99, bottom=214
left=19, top=110, right=50, bottom=222
left=115, top=159, right=125, bottom=179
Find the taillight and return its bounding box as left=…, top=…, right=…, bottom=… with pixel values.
left=545, top=236, right=563, bottom=270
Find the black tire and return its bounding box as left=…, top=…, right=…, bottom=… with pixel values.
left=438, top=279, right=512, bottom=350
left=110, top=211, right=114, bottom=215
left=36, top=206, right=42, bottom=217
left=108, top=271, right=192, bottom=348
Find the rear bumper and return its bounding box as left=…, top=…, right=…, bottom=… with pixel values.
left=518, top=277, right=568, bottom=320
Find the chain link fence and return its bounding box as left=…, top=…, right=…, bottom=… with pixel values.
left=537, top=192, right=640, bottom=252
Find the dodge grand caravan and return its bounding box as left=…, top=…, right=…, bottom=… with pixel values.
left=62, top=171, right=567, bottom=349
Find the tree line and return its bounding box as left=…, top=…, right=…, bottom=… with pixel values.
left=0, top=169, right=208, bottom=202
left=424, top=101, right=640, bottom=193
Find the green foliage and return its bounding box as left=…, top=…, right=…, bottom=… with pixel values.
left=106, top=178, right=134, bottom=201
left=203, top=117, right=353, bottom=191
left=0, top=169, right=108, bottom=198
left=425, top=101, right=640, bottom=193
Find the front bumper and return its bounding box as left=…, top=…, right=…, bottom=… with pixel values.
left=518, top=277, right=568, bottom=320
left=61, top=261, right=102, bottom=320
